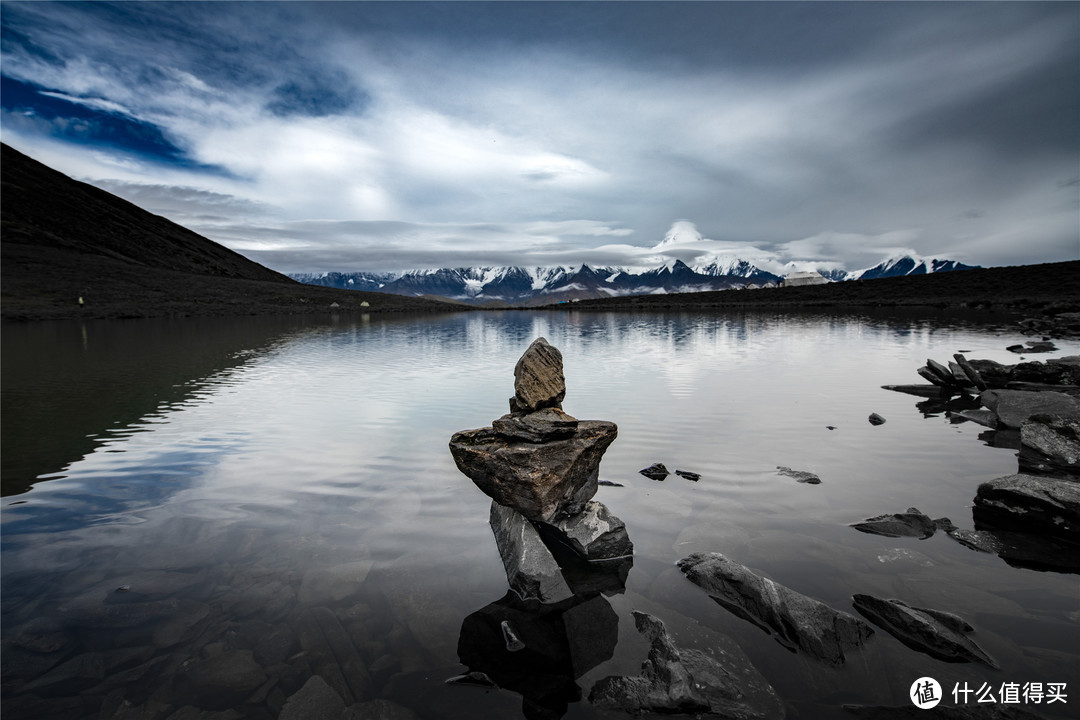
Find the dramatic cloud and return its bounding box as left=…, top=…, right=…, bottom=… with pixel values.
left=1, top=2, right=1076, bottom=273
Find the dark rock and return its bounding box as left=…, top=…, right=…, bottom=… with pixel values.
left=881, top=384, right=951, bottom=398
left=948, top=361, right=970, bottom=385
left=979, top=389, right=1080, bottom=429
left=638, top=462, right=669, bottom=481
left=589, top=611, right=782, bottom=718
left=868, top=413, right=886, bottom=426
left=1020, top=413, right=1080, bottom=475
left=851, top=594, right=998, bottom=668
left=278, top=675, right=346, bottom=720
left=1025, top=340, right=1058, bottom=353
left=776, top=466, right=821, bottom=484
left=954, top=353, right=988, bottom=390
left=502, top=620, right=526, bottom=652
left=1011, top=360, right=1078, bottom=385
left=945, top=527, right=1005, bottom=555
left=512, top=337, right=566, bottom=413
left=851, top=508, right=936, bottom=539
left=678, top=552, right=873, bottom=665
left=450, top=421, right=617, bottom=523
left=492, top=407, right=578, bottom=443
left=1007, top=344, right=1027, bottom=353
left=539, top=500, right=633, bottom=562
left=973, top=473, right=1080, bottom=538
left=489, top=502, right=572, bottom=604
left=675, top=469, right=701, bottom=481
left=176, top=650, right=267, bottom=711
left=9, top=617, right=73, bottom=655
left=291, top=606, right=371, bottom=703
left=598, top=480, right=623, bottom=487
left=916, top=366, right=951, bottom=387
left=925, top=358, right=957, bottom=385
left=21, top=651, right=106, bottom=693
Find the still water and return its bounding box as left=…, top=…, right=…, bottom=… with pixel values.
left=2, top=310, right=1077, bottom=719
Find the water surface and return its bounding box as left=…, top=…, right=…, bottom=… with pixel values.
left=3, top=310, right=1077, bottom=719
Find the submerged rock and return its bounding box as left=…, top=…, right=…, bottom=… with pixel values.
left=851, top=594, right=998, bottom=668
left=776, top=466, right=821, bottom=484
left=677, top=552, right=873, bottom=665
left=589, top=611, right=781, bottom=718
left=489, top=502, right=573, bottom=604
left=973, top=473, right=1080, bottom=538
left=638, top=462, right=670, bottom=481
left=279, top=675, right=346, bottom=720
left=851, top=508, right=937, bottom=539
left=675, top=469, right=701, bottom=481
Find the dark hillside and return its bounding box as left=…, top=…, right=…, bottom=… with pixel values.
left=1, top=144, right=455, bottom=320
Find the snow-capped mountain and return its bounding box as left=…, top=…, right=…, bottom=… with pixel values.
left=291, top=253, right=977, bottom=305
left=845, top=254, right=980, bottom=281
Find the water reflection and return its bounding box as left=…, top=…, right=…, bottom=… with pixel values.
left=2, top=310, right=1077, bottom=720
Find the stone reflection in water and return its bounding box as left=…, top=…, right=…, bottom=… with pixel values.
left=454, top=591, right=620, bottom=720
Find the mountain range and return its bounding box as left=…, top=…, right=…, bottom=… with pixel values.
left=292, top=254, right=979, bottom=306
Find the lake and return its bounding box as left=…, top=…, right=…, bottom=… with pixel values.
left=2, top=310, right=1077, bottom=719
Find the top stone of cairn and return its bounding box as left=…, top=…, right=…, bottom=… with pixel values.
left=511, top=337, right=566, bottom=413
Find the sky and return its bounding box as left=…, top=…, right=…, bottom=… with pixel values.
left=1, top=1, right=1077, bottom=275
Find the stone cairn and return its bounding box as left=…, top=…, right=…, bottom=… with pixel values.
left=449, top=337, right=632, bottom=603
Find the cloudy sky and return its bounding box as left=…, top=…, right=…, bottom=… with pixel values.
left=2, top=1, right=1077, bottom=274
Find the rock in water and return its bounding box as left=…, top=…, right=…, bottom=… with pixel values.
left=512, top=337, right=566, bottom=412
left=489, top=502, right=573, bottom=604
left=540, top=500, right=633, bottom=562
left=868, top=413, right=887, bottom=426
left=677, top=552, right=873, bottom=665
left=979, top=389, right=1080, bottom=429
left=973, top=473, right=1080, bottom=538
left=850, top=508, right=937, bottom=539
left=451, top=421, right=618, bottom=523
left=776, top=466, right=821, bottom=484
left=638, top=462, right=670, bottom=481
left=851, top=595, right=998, bottom=668
left=589, top=611, right=779, bottom=718
left=1020, top=413, right=1080, bottom=475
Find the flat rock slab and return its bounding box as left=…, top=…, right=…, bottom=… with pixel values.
left=851, top=594, right=998, bottom=668
left=490, top=502, right=573, bottom=604
left=451, top=421, right=617, bottom=523
left=851, top=508, right=936, bottom=539
left=492, top=407, right=579, bottom=443
left=512, top=337, right=566, bottom=412
left=979, top=389, right=1080, bottom=429
left=882, top=384, right=952, bottom=398
left=540, top=500, right=633, bottom=562
left=973, top=473, right=1080, bottom=537
left=678, top=552, right=873, bottom=665
left=589, top=611, right=783, bottom=718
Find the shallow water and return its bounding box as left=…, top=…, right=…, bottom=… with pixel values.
left=2, top=310, right=1077, bottom=719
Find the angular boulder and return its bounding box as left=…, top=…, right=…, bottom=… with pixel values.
left=851, top=594, right=998, bottom=668
left=489, top=502, right=573, bottom=604
left=639, top=462, right=670, bottom=481
left=511, top=337, right=566, bottom=413
left=492, top=407, right=579, bottom=443
left=973, top=473, right=1080, bottom=538
left=451, top=421, right=617, bottom=523
left=540, top=500, right=633, bottom=562
left=678, top=552, right=873, bottom=665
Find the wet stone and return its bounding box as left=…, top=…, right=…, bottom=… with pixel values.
left=851, top=594, right=998, bottom=668
left=868, top=413, right=887, bottom=426
left=492, top=407, right=579, bottom=443
left=851, top=508, right=937, bottom=539
left=176, top=649, right=267, bottom=711
left=539, top=500, right=633, bottom=562
left=1020, top=413, right=1080, bottom=475
left=678, top=551, right=873, bottom=665
left=675, top=469, right=701, bottom=481
left=973, top=473, right=1080, bottom=538
left=980, top=389, right=1080, bottom=429
left=278, top=675, right=345, bottom=720
left=638, top=463, right=670, bottom=481
left=489, top=502, right=573, bottom=604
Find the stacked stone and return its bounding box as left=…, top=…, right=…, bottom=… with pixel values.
left=449, top=338, right=632, bottom=603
